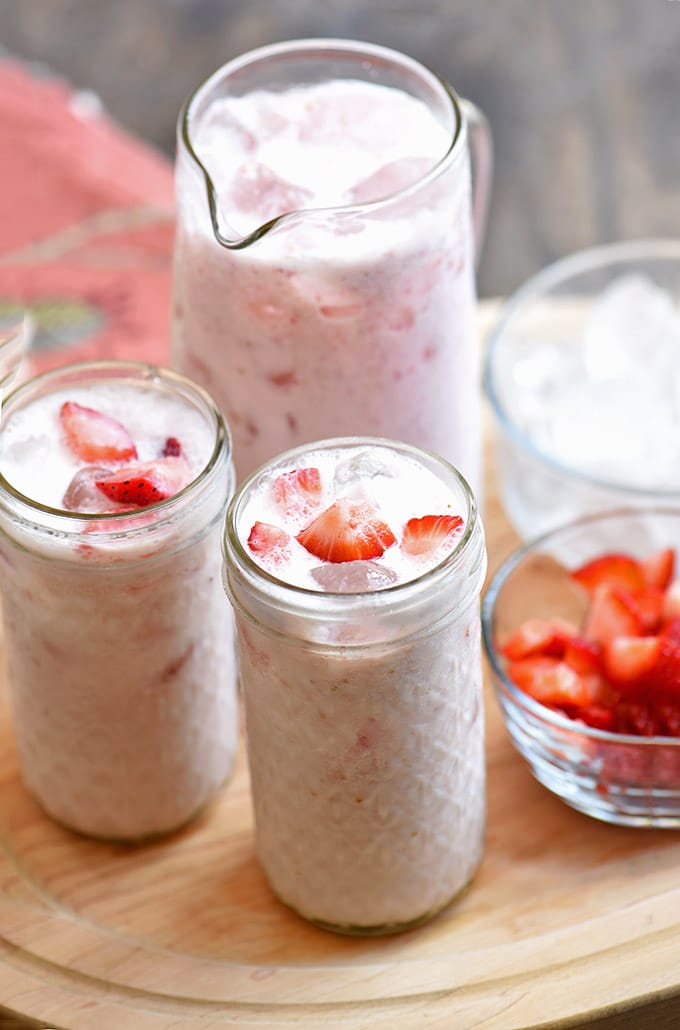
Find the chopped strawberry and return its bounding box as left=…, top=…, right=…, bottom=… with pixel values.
left=577, top=704, right=617, bottom=732
left=161, top=436, right=182, bottom=458
left=247, top=521, right=291, bottom=564
left=639, top=628, right=680, bottom=699
left=583, top=585, right=642, bottom=647
left=273, top=467, right=322, bottom=518
left=620, top=586, right=664, bottom=634
left=60, top=401, right=138, bottom=463
left=401, top=514, right=464, bottom=556
left=658, top=703, right=680, bottom=736
left=563, top=637, right=603, bottom=676
left=617, top=702, right=662, bottom=737
left=603, top=635, right=660, bottom=691
left=641, top=548, right=675, bottom=590
left=571, top=553, right=644, bottom=596
left=506, top=657, right=594, bottom=707
left=296, top=498, right=396, bottom=563
left=662, top=581, right=680, bottom=621
left=501, top=617, right=576, bottom=661
left=95, top=456, right=190, bottom=509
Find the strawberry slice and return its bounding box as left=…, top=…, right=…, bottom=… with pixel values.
left=247, top=522, right=291, bottom=564
left=620, top=586, right=664, bottom=634
left=272, top=467, right=322, bottom=518
left=401, top=514, right=464, bottom=556
left=577, top=704, right=617, bottom=732
left=296, top=498, right=396, bottom=563
left=658, top=703, right=680, bottom=737
left=95, top=456, right=190, bottom=508
left=639, top=624, right=680, bottom=698
left=603, top=635, right=661, bottom=691
left=563, top=637, right=603, bottom=676
left=60, top=401, right=138, bottom=463
left=501, top=617, right=576, bottom=661
left=641, top=548, right=675, bottom=590
left=571, top=553, right=644, bottom=596
left=662, top=581, right=680, bottom=621
left=506, top=657, right=594, bottom=707
left=583, top=585, right=642, bottom=647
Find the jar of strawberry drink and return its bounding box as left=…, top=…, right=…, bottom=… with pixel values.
left=173, top=39, right=491, bottom=489
left=224, top=437, right=487, bottom=933
left=0, top=361, right=237, bottom=840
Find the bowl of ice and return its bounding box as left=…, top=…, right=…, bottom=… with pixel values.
left=485, top=239, right=680, bottom=540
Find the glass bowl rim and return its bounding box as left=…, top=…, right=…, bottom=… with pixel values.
left=483, top=237, right=680, bottom=500
left=482, top=504, right=680, bottom=748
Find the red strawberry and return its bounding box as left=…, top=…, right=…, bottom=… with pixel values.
left=161, top=436, right=182, bottom=458
left=658, top=703, right=680, bottom=736
left=296, top=498, right=396, bottom=563
left=571, top=553, right=644, bottom=596
left=401, top=514, right=464, bottom=556
left=577, top=704, right=617, bottom=732
left=501, top=617, right=575, bottom=661
left=641, top=548, right=675, bottom=590
left=60, top=401, right=138, bottom=463
left=620, top=586, right=664, bottom=634
left=639, top=626, right=680, bottom=698
left=617, top=702, right=662, bottom=737
left=95, top=457, right=190, bottom=509
left=247, top=522, right=291, bottom=564
left=603, top=635, right=661, bottom=691
left=564, top=637, right=603, bottom=676
left=583, top=585, right=642, bottom=647
left=506, top=657, right=594, bottom=707
left=272, top=467, right=322, bottom=518
left=662, top=581, right=680, bottom=621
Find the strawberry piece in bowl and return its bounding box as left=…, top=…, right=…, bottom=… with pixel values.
left=60, top=401, right=138, bottom=463
left=296, top=498, right=396, bottom=563
left=401, top=514, right=464, bottom=556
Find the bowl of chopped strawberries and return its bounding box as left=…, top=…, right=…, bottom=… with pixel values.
left=482, top=508, right=680, bottom=827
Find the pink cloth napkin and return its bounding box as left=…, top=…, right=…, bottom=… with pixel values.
left=0, top=58, right=175, bottom=373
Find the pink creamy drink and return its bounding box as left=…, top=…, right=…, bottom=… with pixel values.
left=0, top=363, right=237, bottom=840
left=224, top=438, right=487, bottom=933
left=173, top=40, right=490, bottom=488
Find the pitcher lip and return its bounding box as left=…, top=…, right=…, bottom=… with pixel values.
left=179, top=37, right=465, bottom=250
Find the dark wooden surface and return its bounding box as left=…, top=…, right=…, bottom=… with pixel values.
left=1, top=0, right=679, bottom=297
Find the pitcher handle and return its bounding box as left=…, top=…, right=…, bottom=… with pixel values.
left=460, top=99, right=493, bottom=267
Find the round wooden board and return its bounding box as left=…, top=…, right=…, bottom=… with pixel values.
left=0, top=308, right=679, bottom=1029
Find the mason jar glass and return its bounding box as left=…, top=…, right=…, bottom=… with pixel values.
left=0, top=361, right=238, bottom=840
left=223, top=437, right=487, bottom=934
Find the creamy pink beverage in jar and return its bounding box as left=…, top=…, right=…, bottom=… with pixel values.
left=224, top=438, right=487, bottom=933
left=173, top=40, right=491, bottom=489
left=0, top=362, right=237, bottom=840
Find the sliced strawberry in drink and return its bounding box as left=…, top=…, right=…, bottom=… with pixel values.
left=571, top=553, right=644, bottom=596
left=641, top=547, right=675, bottom=590
left=583, top=585, right=642, bottom=647
left=272, top=467, right=322, bottom=519
left=401, top=514, right=464, bottom=557
left=60, top=401, right=138, bottom=463
left=247, top=521, right=292, bottom=564
left=506, top=657, right=594, bottom=707
left=501, top=617, right=576, bottom=661
left=296, top=498, right=396, bottom=563
left=95, top=456, right=190, bottom=509
left=603, top=635, right=661, bottom=692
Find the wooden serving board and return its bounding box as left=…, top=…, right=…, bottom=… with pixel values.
left=0, top=310, right=679, bottom=1029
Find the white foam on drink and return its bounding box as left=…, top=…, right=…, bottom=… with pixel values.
left=0, top=383, right=215, bottom=509
left=238, top=444, right=465, bottom=590
left=194, top=80, right=451, bottom=235
left=512, top=275, right=680, bottom=489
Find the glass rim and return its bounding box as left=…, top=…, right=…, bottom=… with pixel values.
left=482, top=504, right=680, bottom=747
left=483, top=237, right=680, bottom=500
left=178, top=37, right=465, bottom=250
left=0, top=359, right=232, bottom=533
left=224, top=434, right=482, bottom=607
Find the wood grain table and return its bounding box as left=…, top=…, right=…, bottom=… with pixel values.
left=0, top=306, right=678, bottom=1029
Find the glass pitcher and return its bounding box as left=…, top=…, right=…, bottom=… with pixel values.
left=172, top=39, right=492, bottom=489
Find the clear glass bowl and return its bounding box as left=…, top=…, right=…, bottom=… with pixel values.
left=482, top=508, right=680, bottom=828
left=484, top=239, right=680, bottom=541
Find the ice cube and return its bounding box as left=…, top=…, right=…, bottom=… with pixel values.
left=229, top=162, right=313, bottom=226
left=583, top=275, right=680, bottom=381
left=62, top=466, right=123, bottom=513
left=348, top=157, right=433, bottom=204
left=311, top=560, right=398, bottom=593
left=334, top=449, right=397, bottom=492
